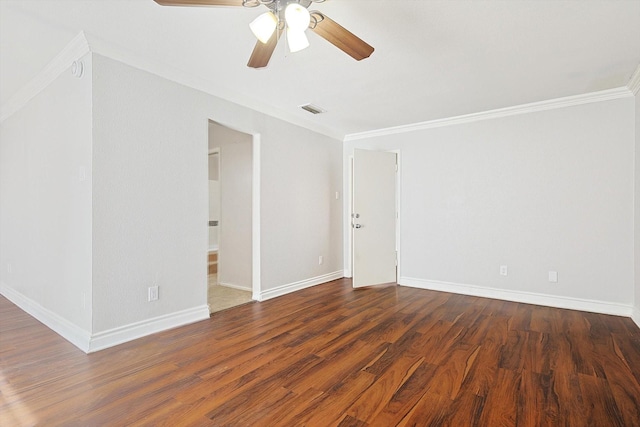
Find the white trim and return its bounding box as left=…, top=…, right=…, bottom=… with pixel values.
left=207, top=121, right=261, bottom=301
left=627, top=63, right=640, bottom=95
left=1, top=31, right=342, bottom=139
left=0, top=281, right=210, bottom=353
left=399, top=277, right=634, bottom=318
left=0, top=32, right=91, bottom=123
left=392, top=149, right=402, bottom=282
left=87, top=305, right=210, bottom=353
left=0, top=282, right=92, bottom=352
left=208, top=148, right=220, bottom=254
left=252, top=134, right=262, bottom=301
left=344, top=87, right=633, bottom=141
left=217, top=282, right=252, bottom=292
left=85, top=33, right=343, bottom=141
left=4, top=31, right=637, bottom=140
left=256, top=271, right=343, bottom=301
left=633, top=306, right=640, bottom=330
left=343, top=154, right=354, bottom=279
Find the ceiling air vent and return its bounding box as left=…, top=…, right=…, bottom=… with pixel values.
left=300, top=104, right=326, bottom=115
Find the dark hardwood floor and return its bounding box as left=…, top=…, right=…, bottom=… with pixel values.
left=2, top=279, right=640, bottom=426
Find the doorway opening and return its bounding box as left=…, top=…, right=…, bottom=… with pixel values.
left=207, top=121, right=258, bottom=313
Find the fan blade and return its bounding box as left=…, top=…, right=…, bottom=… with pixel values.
left=247, top=29, right=281, bottom=68
left=310, top=12, right=374, bottom=61
left=153, top=0, right=244, bottom=6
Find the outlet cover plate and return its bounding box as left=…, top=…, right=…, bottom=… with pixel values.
left=148, top=285, right=159, bottom=301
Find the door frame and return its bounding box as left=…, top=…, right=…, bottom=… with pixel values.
left=207, top=120, right=261, bottom=301
left=208, top=147, right=220, bottom=255
left=346, top=148, right=402, bottom=284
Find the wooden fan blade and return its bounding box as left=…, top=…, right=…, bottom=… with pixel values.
left=153, top=0, right=244, bottom=7
left=310, top=12, right=374, bottom=61
left=247, top=29, right=281, bottom=68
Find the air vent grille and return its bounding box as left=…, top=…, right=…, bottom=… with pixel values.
left=300, top=104, right=326, bottom=115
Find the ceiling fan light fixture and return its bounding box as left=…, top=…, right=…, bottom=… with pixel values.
left=287, top=28, right=309, bottom=53
left=249, top=11, right=277, bottom=44
left=153, top=0, right=375, bottom=68
left=284, top=3, right=310, bottom=31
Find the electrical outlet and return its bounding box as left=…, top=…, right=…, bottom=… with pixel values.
left=548, top=271, right=558, bottom=283
left=500, top=265, right=508, bottom=276
left=7, top=263, right=12, bottom=274
left=318, top=255, right=324, bottom=265
left=148, top=285, right=159, bottom=302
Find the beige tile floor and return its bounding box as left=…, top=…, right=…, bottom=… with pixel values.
left=207, top=273, right=253, bottom=313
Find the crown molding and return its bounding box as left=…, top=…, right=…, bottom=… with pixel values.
left=627, top=63, right=640, bottom=96
left=82, top=33, right=345, bottom=141
left=343, top=87, right=633, bottom=142
left=0, top=32, right=91, bottom=123
left=0, top=31, right=344, bottom=140
left=4, top=29, right=636, bottom=141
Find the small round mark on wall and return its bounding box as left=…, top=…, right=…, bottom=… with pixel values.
left=71, top=60, right=84, bottom=78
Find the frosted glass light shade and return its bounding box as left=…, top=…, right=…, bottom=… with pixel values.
left=284, top=3, right=310, bottom=31
left=250, top=12, right=277, bottom=44
left=287, top=29, right=309, bottom=53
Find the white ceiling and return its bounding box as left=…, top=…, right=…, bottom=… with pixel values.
left=1, top=0, right=639, bottom=139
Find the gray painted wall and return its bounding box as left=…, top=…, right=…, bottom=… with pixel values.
left=347, top=97, right=636, bottom=309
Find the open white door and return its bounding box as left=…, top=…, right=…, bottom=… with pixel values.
left=352, top=149, right=397, bottom=288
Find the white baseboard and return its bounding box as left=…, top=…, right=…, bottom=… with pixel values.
left=257, top=271, right=344, bottom=301
left=217, top=282, right=252, bottom=292
left=87, top=305, right=210, bottom=353
left=0, top=282, right=92, bottom=352
left=1, top=281, right=210, bottom=353
left=399, top=277, right=634, bottom=318
left=632, top=306, right=640, bottom=330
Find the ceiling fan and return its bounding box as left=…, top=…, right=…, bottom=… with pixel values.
left=153, top=0, right=375, bottom=68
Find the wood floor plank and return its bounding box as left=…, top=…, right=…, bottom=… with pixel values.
left=286, top=340, right=387, bottom=394
left=367, top=361, right=438, bottom=427
left=517, top=369, right=558, bottom=427
left=396, top=390, right=452, bottom=426
left=444, top=391, right=486, bottom=427
left=291, top=371, right=377, bottom=426
left=577, top=374, right=625, bottom=427
left=478, top=367, right=520, bottom=426
left=612, top=331, right=640, bottom=385
left=346, top=355, right=425, bottom=423
left=602, top=360, right=640, bottom=427
left=257, top=387, right=325, bottom=426
left=427, top=343, right=481, bottom=400
left=2, top=278, right=640, bottom=426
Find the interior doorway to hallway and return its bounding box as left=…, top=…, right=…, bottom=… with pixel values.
left=207, top=121, right=254, bottom=313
